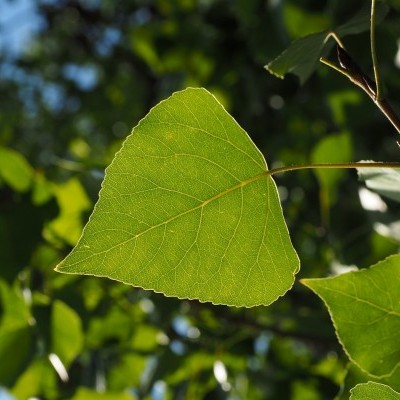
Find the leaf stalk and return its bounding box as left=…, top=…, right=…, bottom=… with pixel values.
left=267, top=162, right=400, bottom=177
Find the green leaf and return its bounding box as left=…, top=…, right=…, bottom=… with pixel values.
left=265, top=2, right=389, bottom=84
left=131, top=324, right=160, bottom=351
left=51, top=300, right=84, bottom=368
left=265, top=31, right=328, bottom=84
left=107, top=353, right=147, bottom=391
left=283, top=3, right=331, bottom=38
left=56, top=88, right=299, bottom=307
left=11, top=358, right=58, bottom=400
left=350, top=382, right=400, bottom=400
left=47, top=177, right=92, bottom=245
left=0, top=146, right=34, bottom=192
left=336, top=362, right=400, bottom=400
left=358, top=164, right=400, bottom=203
left=71, top=387, right=137, bottom=400
left=86, top=305, right=132, bottom=348
left=0, top=280, right=34, bottom=386
left=311, top=131, right=352, bottom=201
left=302, top=254, right=400, bottom=378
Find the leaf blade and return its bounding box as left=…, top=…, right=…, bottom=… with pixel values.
left=350, top=382, right=400, bottom=400
left=56, top=88, right=299, bottom=307
left=302, top=254, right=400, bottom=378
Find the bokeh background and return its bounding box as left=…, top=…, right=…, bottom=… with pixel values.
left=1, top=0, right=400, bottom=399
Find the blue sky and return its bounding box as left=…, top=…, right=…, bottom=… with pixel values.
left=0, top=0, right=44, bottom=58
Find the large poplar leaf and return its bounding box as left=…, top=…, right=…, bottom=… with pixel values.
left=56, top=88, right=299, bottom=307
left=302, top=254, right=400, bottom=378
left=350, top=382, right=400, bottom=400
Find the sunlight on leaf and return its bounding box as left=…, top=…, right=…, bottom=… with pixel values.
left=0, top=146, right=33, bottom=192
left=56, top=88, right=299, bottom=307
left=72, top=387, right=137, bottom=400
left=302, top=254, right=400, bottom=378
left=47, top=178, right=91, bottom=245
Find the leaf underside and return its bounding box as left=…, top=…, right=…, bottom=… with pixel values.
left=265, top=2, right=389, bottom=84
left=56, top=88, right=299, bottom=307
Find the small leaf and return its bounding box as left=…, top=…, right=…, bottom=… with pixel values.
left=0, top=146, right=34, bottom=192
left=11, top=358, right=58, bottom=400
left=350, top=382, right=400, bottom=400
left=265, top=32, right=328, bottom=84
left=302, top=254, right=400, bottom=378
left=311, top=131, right=352, bottom=201
left=265, top=2, right=389, bottom=84
left=56, top=88, right=299, bottom=307
left=358, top=164, right=400, bottom=203
left=51, top=300, right=83, bottom=368
left=0, top=280, right=34, bottom=386
left=47, top=178, right=91, bottom=245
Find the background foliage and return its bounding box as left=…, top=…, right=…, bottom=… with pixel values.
left=1, top=0, right=400, bottom=399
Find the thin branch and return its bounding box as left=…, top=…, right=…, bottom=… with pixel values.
left=321, top=54, right=400, bottom=136
left=321, top=3, right=400, bottom=136
left=371, top=0, right=383, bottom=100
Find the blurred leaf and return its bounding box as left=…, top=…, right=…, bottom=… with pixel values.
left=0, top=280, right=34, bottom=386
left=302, top=254, right=400, bottom=378
left=131, top=26, right=161, bottom=73
left=291, top=379, right=320, bottom=400
left=266, top=2, right=389, bottom=83
left=46, top=177, right=91, bottom=245
left=131, top=324, right=160, bottom=352
left=0, top=191, right=58, bottom=282
left=107, top=353, right=147, bottom=391
left=56, top=88, right=299, bottom=307
left=0, top=146, right=34, bottom=192
left=335, top=2, right=388, bottom=36
left=86, top=306, right=132, bottom=348
left=11, top=358, right=58, bottom=400
left=311, top=131, right=352, bottom=202
left=358, top=165, right=400, bottom=203
left=283, top=3, right=331, bottom=38
left=0, top=279, right=31, bottom=328
left=32, top=173, right=54, bottom=206
left=71, top=387, right=137, bottom=400
left=328, top=91, right=362, bottom=126
left=51, top=300, right=84, bottom=368
left=350, top=382, right=400, bottom=400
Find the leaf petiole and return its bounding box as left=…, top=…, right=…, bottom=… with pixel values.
left=267, top=161, right=400, bottom=177
left=371, top=0, right=382, bottom=100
